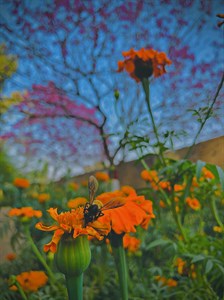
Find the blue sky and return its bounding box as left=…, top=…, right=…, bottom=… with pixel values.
left=0, top=0, right=223, bottom=178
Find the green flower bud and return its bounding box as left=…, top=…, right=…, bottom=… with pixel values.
left=20, top=216, right=31, bottom=223
left=114, top=89, right=120, bottom=100
left=54, top=235, right=91, bottom=276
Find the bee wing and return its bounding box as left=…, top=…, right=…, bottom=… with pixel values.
left=88, top=176, right=99, bottom=204
left=101, top=197, right=125, bottom=211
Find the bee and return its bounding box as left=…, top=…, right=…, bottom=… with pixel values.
left=84, top=175, right=124, bottom=226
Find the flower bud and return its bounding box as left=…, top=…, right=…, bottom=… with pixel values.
left=54, top=235, right=91, bottom=276
left=114, top=89, right=120, bottom=100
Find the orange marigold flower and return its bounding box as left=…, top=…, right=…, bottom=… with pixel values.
left=201, top=167, right=215, bottom=180
left=175, top=257, right=186, bottom=275
left=35, top=207, right=110, bottom=253
left=140, top=169, right=159, bottom=182
left=174, top=184, right=185, bottom=192
left=8, top=207, right=42, bottom=218
left=67, top=197, right=87, bottom=209
left=159, top=181, right=171, bottom=190
left=174, top=196, right=179, bottom=202
left=117, top=48, right=172, bottom=82
left=213, top=226, right=223, bottom=233
left=121, top=185, right=136, bottom=196
left=10, top=271, right=48, bottom=292
left=81, top=180, right=88, bottom=187
left=13, top=178, right=30, bottom=189
left=159, top=200, right=166, bottom=208
left=155, top=276, right=177, bottom=287
left=185, top=197, right=201, bottom=210
left=166, top=278, right=178, bottom=287
left=155, top=275, right=167, bottom=285
left=38, top=193, right=50, bottom=203
left=123, top=234, right=141, bottom=253
left=94, top=172, right=110, bottom=182
left=190, top=177, right=199, bottom=191
left=96, top=187, right=155, bottom=234
left=190, top=264, right=197, bottom=279
left=6, top=253, right=16, bottom=261
left=69, top=182, right=80, bottom=191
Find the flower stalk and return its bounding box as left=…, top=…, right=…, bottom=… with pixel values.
left=54, top=235, right=91, bottom=300
left=23, top=225, right=56, bottom=284
left=8, top=276, right=28, bottom=300
left=110, top=232, right=128, bottom=300
left=210, top=198, right=224, bottom=230
left=142, top=78, right=166, bottom=166
left=65, top=274, right=83, bottom=300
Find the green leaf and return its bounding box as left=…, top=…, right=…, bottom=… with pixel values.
left=196, top=160, right=206, bottom=180
left=216, top=165, right=224, bottom=190
left=205, top=260, right=213, bottom=274
left=145, top=239, right=175, bottom=250
left=191, top=255, right=205, bottom=263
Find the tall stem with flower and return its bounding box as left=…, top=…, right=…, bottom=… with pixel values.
left=117, top=48, right=172, bottom=166
left=142, top=78, right=166, bottom=166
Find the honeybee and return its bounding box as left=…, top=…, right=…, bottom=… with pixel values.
left=84, top=175, right=124, bottom=226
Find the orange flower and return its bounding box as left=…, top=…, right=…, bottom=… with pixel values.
left=67, top=197, right=87, bottom=209
left=10, top=271, right=48, bottom=292
left=155, top=276, right=177, bottom=287
left=190, top=264, right=197, bottom=279
left=6, top=253, right=16, bottom=261
left=123, top=234, right=141, bottom=253
left=175, top=257, right=186, bottom=275
left=94, top=172, right=110, bottom=182
left=213, top=226, right=223, bottom=233
left=69, top=182, right=80, bottom=191
left=13, top=178, right=30, bottom=189
left=121, top=185, right=136, bottom=196
left=8, top=207, right=42, bottom=218
left=38, top=193, right=50, bottom=203
left=35, top=207, right=110, bottom=253
left=117, top=48, right=172, bottom=82
left=81, top=180, right=88, bottom=187
left=174, top=184, right=185, bottom=192
left=140, top=169, right=159, bottom=183
left=185, top=197, right=201, bottom=210
left=159, top=200, right=166, bottom=208
left=190, top=177, right=199, bottom=191
left=166, top=278, right=178, bottom=287
left=96, top=187, right=155, bottom=234
left=201, top=167, right=215, bottom=180
left=155, top=275, right=167, bottom=285
left=159, top=181, right=171, bottom=190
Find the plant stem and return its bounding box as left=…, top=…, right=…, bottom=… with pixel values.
left=185, top=73, right=224, bottom=159
left=210, top=198, right=224, bottom=230
left=16, top=282, right=29, bottom=300
left=110, top=233, right=128, bottom=300
left=142, top=78, right=166, bottom=166
left=65, top=274, right=83, bottom=300
left=24, top=225, right=56, bottom=284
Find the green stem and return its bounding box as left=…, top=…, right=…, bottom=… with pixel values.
left=140, top=158, right=150, bottom=170
left=142, top=78, right=166, bottom=166
left=110, top=233, right=128, bottom=300
left=210, top=198, right=224, bottom=230
left=185, top=73, right=224, bottom=159
left=24, top=225, right=56, bottom=284
left=65, top=274, right=83, bottom=300
left=15, top=281, right=29, bottom=300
